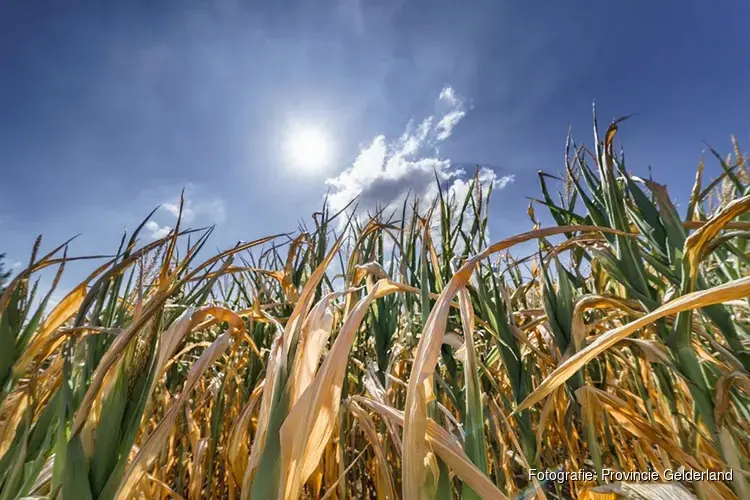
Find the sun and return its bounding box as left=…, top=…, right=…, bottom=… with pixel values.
left=284, top=125, right=334, bottom=172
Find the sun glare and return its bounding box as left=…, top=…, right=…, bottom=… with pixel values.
left=284, top=125, right=333, bottom=172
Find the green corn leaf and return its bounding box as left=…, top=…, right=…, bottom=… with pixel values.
left=61, top=435, right=93, bottom=500
left=458, top=288, right=488, bottom=500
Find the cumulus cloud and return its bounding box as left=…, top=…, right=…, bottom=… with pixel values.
left=162, top=202, right=186, bottom=220
left=145, top=220, right=172, bottom=240
left=326, top=85, right=513, bottom=221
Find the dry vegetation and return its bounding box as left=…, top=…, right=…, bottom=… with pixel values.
left=1, top=115, right=750, bottom=499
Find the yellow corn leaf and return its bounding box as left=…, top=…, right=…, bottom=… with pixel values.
left=443, top=332, right=464, bottom=349
left=15, top=284, right=87, bottom=375
left=184, top=234, right=282, bottom=283
left=289, top=292, right=337, bottom=404
left=714, top=371, right=750, bottom=427
left=355, top=396, right=509, bottom=500
left=622, top=338, right=674, bottom=367
left=353, top=261, right=390, bottom=286
left=282, top=232, right=344, bottom=356
left=345, top=221, right=386, bottom=280
left=485, top=395, right=546, bottom=500
left=0, top=393, right=28, bottom=457
left=453, top=344, right=468, bottom=364
left=574, top=387, right=705, bottom=471
left=404, top=225, right=626, bottom=499
left=70, top=287, right=172, bottom=436
left=363, top=365, right=403, bottom=456
left=687, top=158, right=704, bottom=221
left=423, top=450, right=440, bottom=499
left=243, top=333, right=283, bottom=495
left=348, top=400, right=397, bottom=500
left=307, top=465, right=324, bottom=500
left=516, top=275, right=750, bottom=414
left=580, top=482, right=695, bottom=499
left=189, top=438, right=209, bottom=500
left=18, top=326, right=112, bottom=379
left=242, top=240, right=342, bottom=493
left=278, top=279, right=412, bottom=500
left=281, top=234, right=309, bottom=303
left=147, top=474, right=187, bottom=500
left=718, top=426, right=750, bottom=499
left=146, top=308, right=196, bottom=393
left=534, top=387, right=561, bottom=463
left=684, top=194, right=750, bottom=281
left=571, top=295, right=643, bottom=351
left=39, top=283, right=87, bottom=339
left=114, top=330, right=233, bottom=500
left=227, top=381, right=265, bottom=486
left=190, top=306, right=246, bottom=334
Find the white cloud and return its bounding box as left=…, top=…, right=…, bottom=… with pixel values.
left=162, top=202, right=188, bottom=220
left=435, top=86, right=466, bottom=141
left=145, top=220, right=172, bottom=240
left=12, top=261, right=21, bottom=268
left=326, top=85, right=513, bottom=221
left=160, top=186, right=226, bottom=225
left=448, top=170, right=515, bottom=206
left=139, top=186, right=226, bottom=240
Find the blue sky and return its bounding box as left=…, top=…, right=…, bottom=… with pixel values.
left=2, top=0, right=750, bottom=286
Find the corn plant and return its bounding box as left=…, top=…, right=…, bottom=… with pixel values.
left=0, top=115, right=749, bottom=500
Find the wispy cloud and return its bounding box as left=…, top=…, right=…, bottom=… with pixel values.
left=435, top=86, right=466, bottom=141
left=326, top=85, right=513, bottom=219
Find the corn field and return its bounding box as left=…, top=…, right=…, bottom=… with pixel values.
left=1, top=115, right=750, bottom=499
